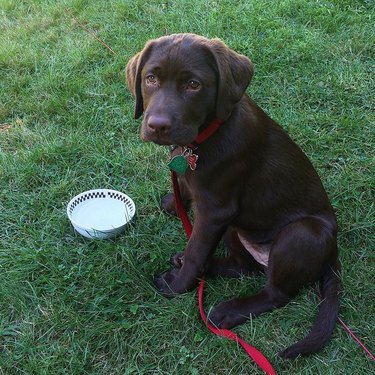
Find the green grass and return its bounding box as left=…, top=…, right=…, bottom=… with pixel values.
left=1, top=0, right=374, bottom=374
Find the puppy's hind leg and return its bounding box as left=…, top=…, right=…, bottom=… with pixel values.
left=208, top=217, right=338, bottom=345
left=161, top=178, right=191, bottom=216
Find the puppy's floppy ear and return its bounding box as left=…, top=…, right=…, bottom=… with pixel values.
left=208, top=39, right=254, bottom=120
left=125, top=41, right=155, bottom=119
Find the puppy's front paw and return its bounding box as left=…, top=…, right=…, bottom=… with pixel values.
left=209, top=300, right=248, bottom=329
left=154, top=268, right=182, bottom=297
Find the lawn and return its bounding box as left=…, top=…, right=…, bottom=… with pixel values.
left=0, top=0, right=374, bottom=374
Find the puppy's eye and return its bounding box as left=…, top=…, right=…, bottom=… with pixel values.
left=187, top=80, right=201, bottom=90
left=146, top=74, right=157, bottom=85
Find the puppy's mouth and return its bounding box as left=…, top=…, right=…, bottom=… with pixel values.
left=144, top=136, right=174, bottom=146
left=141, top=124, right=197, bottom=146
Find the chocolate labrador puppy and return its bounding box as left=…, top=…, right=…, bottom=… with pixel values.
left=126, top=33, right=341, bottom=359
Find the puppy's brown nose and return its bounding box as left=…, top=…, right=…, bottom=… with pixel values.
left=147, top=115, right=171, bottom=134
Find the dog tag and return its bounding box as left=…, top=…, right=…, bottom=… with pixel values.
left=168, top=147, right=199, bottom=174
left=168, top=154, right=189, bottom=174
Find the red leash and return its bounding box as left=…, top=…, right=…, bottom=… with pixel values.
left=171, top=169, right=277, bottom=375
left=170, top=119, right=276, bottom=374
left=338, top=317, right=375, bottom=360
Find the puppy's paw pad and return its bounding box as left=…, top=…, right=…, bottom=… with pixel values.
left=153, top=268, right=180, bottom=297
left=170, top=252, right=185, bottom=268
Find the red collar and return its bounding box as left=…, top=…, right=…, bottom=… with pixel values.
left=187, top=118, right=224, bottom=148
left=168, top=119, right=224, bottom=173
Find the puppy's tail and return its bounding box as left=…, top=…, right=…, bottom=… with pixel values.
left=278, top=262, right=341, bottom=359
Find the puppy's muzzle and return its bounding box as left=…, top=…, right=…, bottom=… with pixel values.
left=147, top=115, right=171, bottom=136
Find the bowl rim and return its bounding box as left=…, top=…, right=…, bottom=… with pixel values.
left=66, top=188, right=136, bottom=232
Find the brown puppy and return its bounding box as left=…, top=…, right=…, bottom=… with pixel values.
left=126, top=33, right=341, bottom=359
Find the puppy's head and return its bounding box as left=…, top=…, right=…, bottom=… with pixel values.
left=126, top=33, right=253, bottom=145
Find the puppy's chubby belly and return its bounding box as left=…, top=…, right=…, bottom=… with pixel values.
left=237, top=233, right=272, bottom=267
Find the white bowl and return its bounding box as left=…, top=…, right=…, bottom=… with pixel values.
left=67, top=189, right=135, bottom=239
